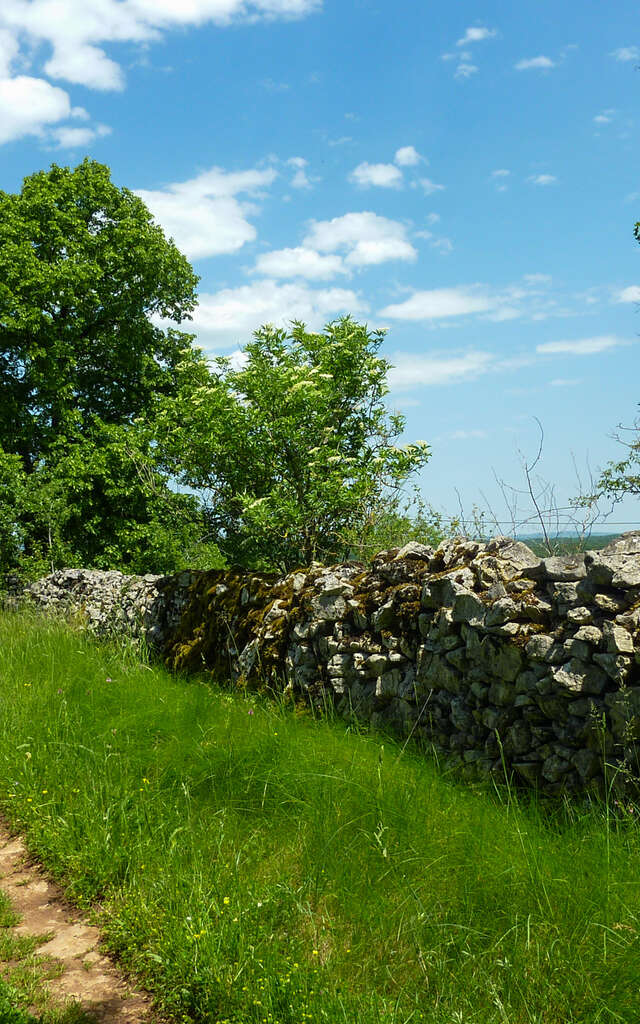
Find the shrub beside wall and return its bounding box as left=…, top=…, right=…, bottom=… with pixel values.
left=23, top=533, right=640, bottom=796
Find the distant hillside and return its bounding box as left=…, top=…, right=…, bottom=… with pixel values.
left=517, top=534, right=621, bottom=557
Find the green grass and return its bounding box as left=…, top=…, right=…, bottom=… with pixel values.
left=0, top=610, right=639, bottom=1023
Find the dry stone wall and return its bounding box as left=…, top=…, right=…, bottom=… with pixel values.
left=22, top=533, right=640, bottom=796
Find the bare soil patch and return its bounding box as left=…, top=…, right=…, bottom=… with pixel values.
left=0, top=825, right=160, bottom=1023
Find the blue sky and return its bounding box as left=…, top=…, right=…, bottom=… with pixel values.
left=1, top=0, right=639, bottom=535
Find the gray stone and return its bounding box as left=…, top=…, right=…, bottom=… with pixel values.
left=602, top=621, right=635, bottom=655
left=371, top=600, right=396, bottom=632
left=542, top=554, right=586, bottom=581
left=542, top=754, right=571, bottom=783
left=571, top=748, right=601, bottom=781
left=586, top=551, right=640, bottom=588
left=525, top=634, right=554, bottom=661
left=573, top=625, right=603, bottom=645
left=566, top=606, right=594, bottom=625
left=593, top=653, right=633, bottom=684
left=484, top=597, right=519, bottom=627
left=488, top=680, right=515, bottom=706
left=465, top=628, right=522, bottom=681
left=593, top=591, right=627, bottom=613
left=451, top=589, right=486, bottom=626
left=393, top=541, right=435, bottom=562
left=562, top=638, right=591, bottom=661
left=552, top=660, right=608, bottom=696
left=416, top=649, right=462, bottom=694
left=375, top=669, right=404, bottom=699
left=363, top=653, right=389, bottom=677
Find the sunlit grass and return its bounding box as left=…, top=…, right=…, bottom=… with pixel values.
left=0, top=609, right=639, bottom=1023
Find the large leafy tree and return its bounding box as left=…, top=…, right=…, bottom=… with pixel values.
left=0, top=158, right=199, bottom=470
left=162, top=317, right=433, bottom=570
left=0, top=159, right=206, bottom=575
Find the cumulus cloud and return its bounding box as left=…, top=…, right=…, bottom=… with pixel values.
left=349, top=161, right=404, bottom=188
left=53, top=122, right=112, bottom=148
left=527, top=174, right=557, bottom=186
left=135, top=165, right=278, bottom=260
left=303, top=211, right=417, bottom=267
left=416, top=177, right=445, bottom=195
left=252, top=246, right=347, bottom=280
left=456, top=27, right=497, bottom=46
left=0, top=28, right=18, bottom=77
left=179, top=279, right=366, bottom=350
left=536, top=336, right=630, bottom=356
left=379, top=276, right=560, bottom=324
left=286, top=157, right=312, bottom=189
left=515, top=56, right=556, bottom=70
left=0, top=75, right=72, bottom=144
left=610, top=46, right=639, bottom=62
left=0, top=0, right=320, bottom=96
left=380, top=287, right=493, bottom=321
left=594, top=109, right=615, bottom=124
left=615, top=285, right=640, bottom=302
left=394, top=145, right=422, bottom=166
left=455, top=62, right=478, bottom=78
left=388, top=350, right=494, bottom=390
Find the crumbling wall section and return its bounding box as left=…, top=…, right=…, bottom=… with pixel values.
left=24, top=533, right=640, bottom=795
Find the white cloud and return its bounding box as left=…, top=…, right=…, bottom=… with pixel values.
left=593, top=109, right=615, bottom=124
left=456, top=27, right=497, bottom=46
left=45, top=43, right=125, bottom=90
left=349, top=162, right=404, bottom=188
left=286, top=156, right=313, bottom=188
left=135, top=165, right=277, bottom=260
left=178, top=279, right=366, bottom=350
left=527, top=174, right=557, bottom=186
left=394, top=145, right=422, bottom=167
left=615, top=285, right=640, bottom=302
left=380, top=287, right=493, bottom=321
left=491, top=168, right=510, bottom=178
left=379, top=276, right=560, bottom=325
left=389, top=350, right=493, bottom=390
left=0, top=75, right=72, bottom=144
left=536, top=335, right=630, bottom=356
left=252, top=246, right=347, bottom=280
left=417, top=177, right=445, bottom=195
left=523, top=273, right=552, bottom=286
left=549, top=378, right=581, bottom=387
left=515, top=56, right=556, bottom=70
left=53, top=122, right=111, bottom=147
left=431, top=237, right=453, bottom=255
left=304, top=211, right=417, bottom=267
left=0, top=0, right=320, bottom=95
left=291, top=169, right=311, bottom=188
left=610, top=46, right=639, bottom=62
left=427, top=212, right=441, bottom=224
left=455, top=62, right=478, bottom=79
left=0, top=28, right=18, bottom=77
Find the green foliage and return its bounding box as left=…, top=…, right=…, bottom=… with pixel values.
left=0, top=159, right=216, bottom=575
left=588, top=407, right=640, bottom=504
left=162, top=317, right=432, bottom=569
left=342, top=493, right=447, bottom=561
left=0, top=158, right=198, bottom=469
left=2, top=612, right=640, bottom=1023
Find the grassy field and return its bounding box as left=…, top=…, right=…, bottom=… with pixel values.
left=0, top=610, right=639, bottom=1024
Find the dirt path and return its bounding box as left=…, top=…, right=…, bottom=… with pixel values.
left=0, top=825, right=160, bottom=1023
